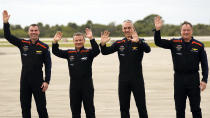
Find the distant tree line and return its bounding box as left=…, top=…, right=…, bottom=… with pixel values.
left=1, top=14, right=210, bottom=38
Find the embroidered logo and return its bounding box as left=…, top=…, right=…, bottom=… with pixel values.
left=69, top=56, right=75, bottom=61
left=191, top=48, right=198, bottom=52
left=132, top=46, right=138, bottom=51
left=70, top=64, right=74, bottom=66
left=81, top=57, right=88, bottom=61
left=176, top=45, right=182, bottom=51
left=22, top=53, right=27, bottom=56
left=176, top=53, right=182, bottom=55
left=119, top=45, right=125, bottom=52
left=23, top=46, right=29, bottom=52
left=36, top=50, right=42, bottom=54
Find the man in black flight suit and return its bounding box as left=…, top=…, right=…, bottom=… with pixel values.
left=52, top=29, right=100, bottom=118
left=154, top=16, right=209, bottom=118
left=3, top=10, right=52, bottom=118
left=100, top=20, right=150, bottom=118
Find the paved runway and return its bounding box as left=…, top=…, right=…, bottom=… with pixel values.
left=0, top=47, right=209, bottom=118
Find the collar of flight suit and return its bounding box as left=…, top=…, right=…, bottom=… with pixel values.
left=75, top=46, right=85, bottom=52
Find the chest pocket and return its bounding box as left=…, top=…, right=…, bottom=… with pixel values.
left=21, top=45, right=39, bottom=57
left=68, top=53, right=89, bottom=64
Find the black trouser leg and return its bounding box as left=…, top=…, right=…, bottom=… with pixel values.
left=70, top=88, right=82, bottom=118
left=187, top=73, right=202, bottom=118
left=20, top=80, right=32, bottom=118
left=131, top=79, right=148, bottom=118
left=174, top=74, right=187, bottom=118
left=82, top=87, right=95, bottom=118
left=188, top=87, right=202, bottom=118
left=119, top=81, right=131, bottom=118
left=32, top=84, right=48, bottom=118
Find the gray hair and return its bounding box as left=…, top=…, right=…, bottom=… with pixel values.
left=73, top=32, right=85, bottom=40
left=122, top=19, right=134, bottom=28
left=123, top=19, right=133, bottom=24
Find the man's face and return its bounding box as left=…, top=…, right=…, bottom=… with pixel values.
left=122, top=22, right=134, bottom=38
left=181, top=24, right=193, bottom=40
left=73, top=35, right=85, bottom=50
left=28, top=26, right=40, bottom=40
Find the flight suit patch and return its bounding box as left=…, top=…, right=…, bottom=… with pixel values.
left=81, top=57, right=88, bottom=61
left=36, top=50, right=42, bottom=54
left=191, top=48, right=198, bottom=53
left=23, top=46, right=29, bottom=52
left=176, top=45, right=182, bottom=51
left=69, top=56, right=75, bottom=61
left=119, top=45, right=125, bottom=52
left=132, top=46, right=138, bottom=51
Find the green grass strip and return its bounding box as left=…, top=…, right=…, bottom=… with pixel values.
left=1, top=41, right=210, bottom=47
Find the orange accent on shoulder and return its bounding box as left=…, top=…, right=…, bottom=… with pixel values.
left=116, top=40, right=125, bottom=44
left=36, top=43, right=47, bottom=49
left=21, top=40, right=30, bottom=44
left=80, top=50, right=89, bottom=53
left=68, top=51, right=77, bottom=53
left=192, top=41, right=202, bottom=47
left=173, top=40, right=182, bottom=43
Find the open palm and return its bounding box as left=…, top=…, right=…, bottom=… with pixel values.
left=85, top=28, right=93, bottom=39
left=53, top=31, right=63, bottom=42
left=101, top=30, right=110, bottom=45
left=154, top=16, right=163, bottom=31
left=2, top=10, right=10, bottom=23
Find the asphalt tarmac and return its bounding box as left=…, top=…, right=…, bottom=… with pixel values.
left=0, top=47, right=209, bottom=118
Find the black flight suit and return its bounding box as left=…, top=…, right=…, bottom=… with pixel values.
left=52, top=39, right=100, bottom=118
left=4, top=23, right=52, bottom=118
left=100, top=38, right=150, bottom=118
left=154, top=30, right=209, bottom=118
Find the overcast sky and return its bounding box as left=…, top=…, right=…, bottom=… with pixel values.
left=0, top=0, right=210, bottom=28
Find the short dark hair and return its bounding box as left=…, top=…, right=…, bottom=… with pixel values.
left=28, top=24, right=40, bottom=30
left=30, top=24, right=39, bottom=27
left=73, top=32, right=85, bottom=40
left=181, top=21, right=192, bottom=28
